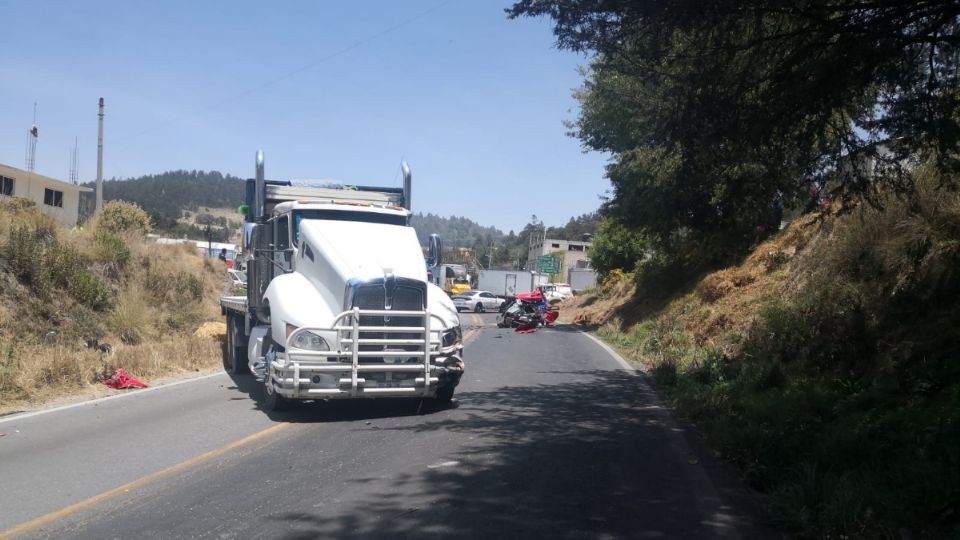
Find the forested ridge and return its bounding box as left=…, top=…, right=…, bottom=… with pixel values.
left=81, top=171, right=599, bottom=263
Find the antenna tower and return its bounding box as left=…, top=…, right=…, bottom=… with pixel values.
left=69, top=137, right=79, bottom=184
left=25, top=103, right=38, bottom=172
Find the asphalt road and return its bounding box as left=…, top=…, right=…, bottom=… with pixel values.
left=0, top=313, right=769, bottom=539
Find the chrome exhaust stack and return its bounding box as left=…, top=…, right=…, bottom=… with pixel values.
left=401, top=161, right=412, bottom=211
left=254, top=149, right=265, bottom=223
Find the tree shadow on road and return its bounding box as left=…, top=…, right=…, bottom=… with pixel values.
left=261, top=368, right=771, bottom=539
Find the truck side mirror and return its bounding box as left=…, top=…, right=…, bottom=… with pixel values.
left=428, top=234, right=443, bottom=267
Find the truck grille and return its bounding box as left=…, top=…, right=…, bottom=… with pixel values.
left=348, top=278, right=426, bottom=365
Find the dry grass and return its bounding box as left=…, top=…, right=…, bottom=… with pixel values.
left=0, top=336, right=223, bottom=414
left=0, top=198, right=230, bottom=412
left=107, top=286, right=152, bottom=345
left=565, top=212, right=825, bottom=356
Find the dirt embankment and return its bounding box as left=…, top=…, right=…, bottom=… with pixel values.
left=0, top=199, right=227, bottom=414
left=562, top=211, right=825, bottom=363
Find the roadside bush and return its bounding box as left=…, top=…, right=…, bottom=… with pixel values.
left=95, top=201, right=152, bottom=236
left=696, top=272, right=733, bottom=303
left=177, top=272, right=204, bottom=301
left=598, top=268, right=627, bottom=297
left=3, top=224, right=110, bottom=310
left=143, top=270, right=205, bottom=304
left=92, top=231, right=131, bottom=281
left=633, top=252, right=687, bottom=298
left=108, top=287, right=150, bottom=345
left=589, top=217, right=651, bottom=278
left=3, top=225, right=53, bottom=299
left=0, top=196, right=36, bottom=212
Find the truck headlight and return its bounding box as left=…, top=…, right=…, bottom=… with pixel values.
left=442, top=325, right=463, bottom=348
left=287, top=324, right=330, bottom=351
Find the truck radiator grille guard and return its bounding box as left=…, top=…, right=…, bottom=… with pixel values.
left=352, top=282, right=424, bottom=366
left=268, top=280, right=463, bottom=399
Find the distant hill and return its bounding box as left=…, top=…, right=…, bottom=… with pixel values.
left=79, top=170, right=600, bottom=262
left=80, top=170, right=245, bottom=221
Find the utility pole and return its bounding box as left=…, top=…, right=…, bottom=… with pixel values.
left=96, top=97, right=104, bottom=212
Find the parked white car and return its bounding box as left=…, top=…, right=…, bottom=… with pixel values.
left=452, top=290, right=504, bottom=313
left=227, top=269, right=247, bottom=289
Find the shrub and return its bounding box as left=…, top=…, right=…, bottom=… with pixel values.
left=93, top=231, right=130, bottom=274
left=633, top=252, right=687, bottom=298
left=3, top=222, right=111, bottom=310
left=3, top=225, right=52, bottom=299
left=598, top=268, right=627, bottom=296
left=108, top=287, right=150, bottom=345
left=697, top=272, right=733, bottom=303
left=177, top=272, right=204, bottom=301
left=0, top=196, right=36, bottom=212
left=589, top=217, right=651, bottom=278
left=95, top=201, right=152, bottom=236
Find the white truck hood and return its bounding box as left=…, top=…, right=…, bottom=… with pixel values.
left=299, top=219, right=427, bottom=283
left=282, top=219, right=458, bottom=331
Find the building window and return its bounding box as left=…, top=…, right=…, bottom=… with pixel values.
left=0, top=176, right=13, bottom=196
left=43, top=188, right=63, bottom=208
left=551, top=243, right=560, bottom=248
left=568, top=244, right=584, bottom=251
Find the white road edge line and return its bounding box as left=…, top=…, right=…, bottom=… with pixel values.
left=580, top=331, right=641, bottom=373
left=0, top=371, right=227, bottom=425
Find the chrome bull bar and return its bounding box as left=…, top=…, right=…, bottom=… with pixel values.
left=270, top=307, right=451, bottom=399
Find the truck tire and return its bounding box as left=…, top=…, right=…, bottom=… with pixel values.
left=434, top=387, right=455, bottom=403
left=262, top=371, right=289, bottom=412
left=225, top=314, right=249, bottom=375
left=474, top=302, right=484, bottom=313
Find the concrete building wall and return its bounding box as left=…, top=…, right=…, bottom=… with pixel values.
left=0, top=163, right=91, bottom=226
left=526, top=237, right=592, bottom=277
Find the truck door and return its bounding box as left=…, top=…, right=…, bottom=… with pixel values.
left=505, top=273, right=517, bottom=296
left=274, top=215, right=292, bottom=273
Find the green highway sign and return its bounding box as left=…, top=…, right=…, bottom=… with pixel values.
left=536, top=255, right=559, bottom=275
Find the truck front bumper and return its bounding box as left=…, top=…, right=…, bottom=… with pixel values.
left=267, top=307, right=464, bottom=400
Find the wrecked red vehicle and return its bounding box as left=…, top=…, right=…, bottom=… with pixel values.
left=496, top=290, right=559, bottom=329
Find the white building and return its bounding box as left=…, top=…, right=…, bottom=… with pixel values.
left=526, top=235, right=593, bottom=275
left=0, top=163, right=92, bottom=226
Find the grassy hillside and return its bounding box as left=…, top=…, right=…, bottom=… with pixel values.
left=566, top=166, right=960, bottom=538
left=0, top=198, right=225, bottom=413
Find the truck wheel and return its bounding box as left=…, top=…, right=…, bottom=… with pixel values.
left=225, top=314, right=249, bottom=375
left=474, top=302, right=484, bottom=313
left=262, top=370, right=289, bottom=412
left=434, top=387, right=454, bottom=403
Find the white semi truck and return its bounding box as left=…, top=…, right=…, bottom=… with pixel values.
left=220, top=151, right=464, bottom=411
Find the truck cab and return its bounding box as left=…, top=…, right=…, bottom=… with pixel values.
left=222, top=152, right=464, bottom=411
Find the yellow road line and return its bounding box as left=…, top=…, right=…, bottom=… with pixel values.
left=0, top=422, right=291, bottom=540
left=463, top=313, right=483, bottom=344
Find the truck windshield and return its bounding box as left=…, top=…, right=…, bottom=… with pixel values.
left=292, top=209, right=408, bottom=245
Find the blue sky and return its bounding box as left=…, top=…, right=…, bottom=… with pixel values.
left=0, top=0, right=609, bottom=233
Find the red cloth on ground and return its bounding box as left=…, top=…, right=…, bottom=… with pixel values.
left=100, top=369, right=148, bottom=389
left=515, top=323, right=537, bottom=334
